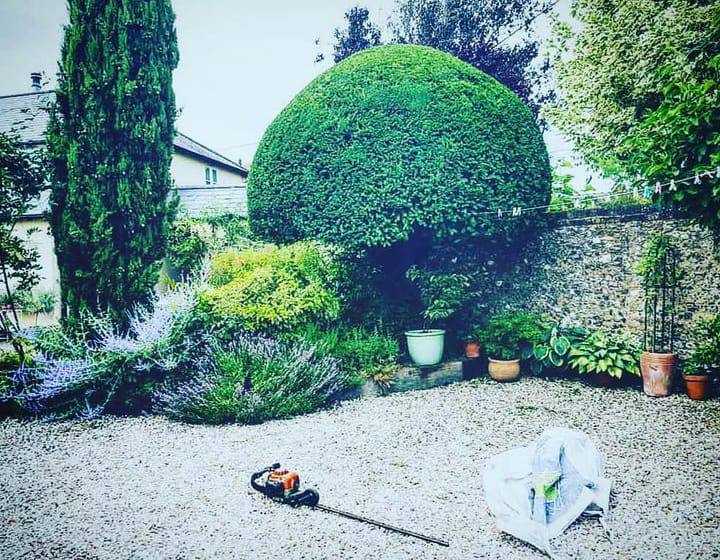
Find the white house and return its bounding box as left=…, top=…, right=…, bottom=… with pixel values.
left=0, top=75, right=249, bottom=328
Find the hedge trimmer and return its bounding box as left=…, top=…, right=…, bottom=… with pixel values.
left=250, top=463, right=449, bottom=547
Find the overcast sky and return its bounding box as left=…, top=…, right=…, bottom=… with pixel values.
left=0, top=0, right=601, bottom=187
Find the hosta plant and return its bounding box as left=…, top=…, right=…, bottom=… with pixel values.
left=568, top=331, right=640, bottom=379
left=523, top=325, right=587, bottom=375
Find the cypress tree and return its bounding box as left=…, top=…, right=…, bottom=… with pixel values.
left=47, top=0, right=179, bottom=327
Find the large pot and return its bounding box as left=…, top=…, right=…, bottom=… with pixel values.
left=488, top=358, right=521, bottom=382
left=464, top=341, right=481, bottom=359
left=405, top=329, right=445, bottom=367
left=684, top=374, right=711, bottom=401
left=640, top=352, right=677, bottom=397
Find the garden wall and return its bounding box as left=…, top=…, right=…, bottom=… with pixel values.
left=478, top=205, right=720, bottom=357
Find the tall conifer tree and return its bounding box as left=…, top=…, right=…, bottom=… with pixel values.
left=47, top=0, right=179, bottom=326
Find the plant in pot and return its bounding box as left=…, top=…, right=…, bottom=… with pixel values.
left=463, top=325, right=484, bottom=359
left=479, top=312, right=545, bottom=382
left=637, top=234, right=682, bottom=396
left=682, top=315, right=719, bottom=400
left=567, top=330, right=640, bottom=387
left=404, top=268, right=473, bottom=367
left=523, top=324, right=587, bottom=376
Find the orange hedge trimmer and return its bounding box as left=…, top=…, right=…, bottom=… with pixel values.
left=250, top=463, right=449, bottom=547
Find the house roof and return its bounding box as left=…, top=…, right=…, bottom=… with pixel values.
left=0, top=90, right=248, bottom=176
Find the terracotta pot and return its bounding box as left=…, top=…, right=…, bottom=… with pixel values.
left=684, top=375, right=711, bottom=401
left=464, top=341, right=481, bottom=359
left=488, top=358, right=521, bottom=382
left=640, top=352, right=676, bottom=397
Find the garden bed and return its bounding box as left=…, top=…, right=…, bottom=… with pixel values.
left=1, top=377, right=718, bottom=559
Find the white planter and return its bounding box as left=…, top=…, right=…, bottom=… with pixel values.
left=405, top=329, right=445, bottom=367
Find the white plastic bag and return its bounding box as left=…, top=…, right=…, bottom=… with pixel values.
left=483, top=428, right=611, bottom=558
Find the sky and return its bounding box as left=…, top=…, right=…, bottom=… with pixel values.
left=0, top=0, right=602, bottom=188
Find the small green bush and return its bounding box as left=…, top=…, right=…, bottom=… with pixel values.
left=166, top=217, right=209, bottom=278
left=479, top=312, right=546, bottom=360
left=292, top=324, right=399, bottom=382
left=568, top=331, right=640, bottom=379
left=685, top=315, right=720, bottom=375
left=199, top=242, right=342, bottom=333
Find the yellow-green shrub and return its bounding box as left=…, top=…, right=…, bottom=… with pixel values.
left=199, top=242, right=342, bottom=332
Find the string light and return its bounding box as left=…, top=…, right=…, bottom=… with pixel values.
left=478, top=168, right=716, bottom=219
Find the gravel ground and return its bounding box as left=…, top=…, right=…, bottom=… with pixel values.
left=1, top=377, right=719, bottom=560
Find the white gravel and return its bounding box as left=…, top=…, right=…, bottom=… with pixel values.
left=1, top=377, right=719, bottom=559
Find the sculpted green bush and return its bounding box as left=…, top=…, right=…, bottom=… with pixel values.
left=248, top=44, right=551, bottom=250
left=198, top=242, right=342, bottom=332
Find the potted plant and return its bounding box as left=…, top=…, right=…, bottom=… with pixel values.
left=479, top=312, right=545, bottom=381
left=637, top=234, right=681, bottom=396
left=568, top=330, right=640, bottom=387
left=682, top=315, right=719, bottom=400
left=404, top=268, right=474, bottom=367
left=463, top=326, right=483, bottom=359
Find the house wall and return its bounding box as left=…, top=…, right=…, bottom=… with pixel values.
left=475, top=206, right=720, bottom=358
left=170, top=152, right=246, bottom=187
left=14, top=219, right=61, bottom=327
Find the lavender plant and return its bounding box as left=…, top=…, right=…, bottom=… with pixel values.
left=5, top=284, right=205, bottom=418
left=152, top=333, right=346, bottom=425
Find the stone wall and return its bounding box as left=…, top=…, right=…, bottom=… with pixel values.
left=477, top=205, right=720, bottom=357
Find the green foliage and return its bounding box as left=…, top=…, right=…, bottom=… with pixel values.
left=197, top=212, right=263, bottom=253
left=637, top=234, right=681, bottom=353
left=0, top=131, right=45, bottom=356
left=291, top=323, right=399, bottom=383
left=322, top=5, right=382, bottom=63
left=685, top=315, right=720, bottom=375
left=166, top=217, right=209, bottom=278
left=522, top=325, right=587, bottom=375
left=546, top=1, right=720, bottom=227
left=198, top=242, right=342, bottom=333
left=249, top=45, right=551, bottom=252
left=391, top=0, right=556, bottom=124
left=479, top=312, right=546, bottom=361
left=47, top=0, right=179, bottom=327
left=637, top=234, right=681, bottom=288
left=568, top=331, right=640, bottom=379
left=405, top=267, right=474, bottom=325
left=625, top=55, right=720, bottom=229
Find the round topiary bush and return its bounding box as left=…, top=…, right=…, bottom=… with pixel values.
left=248, top=44, right=551, bottom=250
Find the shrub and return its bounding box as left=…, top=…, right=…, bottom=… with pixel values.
left=248, top=44, right=551, bottom=251
left=685, top=315, right=720, bottom=375
left=166, top=217, right=209, bottom=278
left=5, top=284, right=204, bottom=418
left=198, top=242, right=342, bottom=333
left=152, top=334, right=345, bottom=424
left=292, top=323, right=399, bottom=383
left=479, top=312, right=546, bottom=360
left=568, top=331, right=640, bottom=379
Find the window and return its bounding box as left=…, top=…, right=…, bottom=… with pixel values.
left=205, top=167, right=211, bottom=185
left=212, top=168, right=218, bottom=184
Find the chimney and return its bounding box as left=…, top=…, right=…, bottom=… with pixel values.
left=30, top=72, right=42, bottom=92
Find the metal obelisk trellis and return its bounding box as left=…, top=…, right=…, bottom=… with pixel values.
left=642, top=237, right=679, bottom=354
